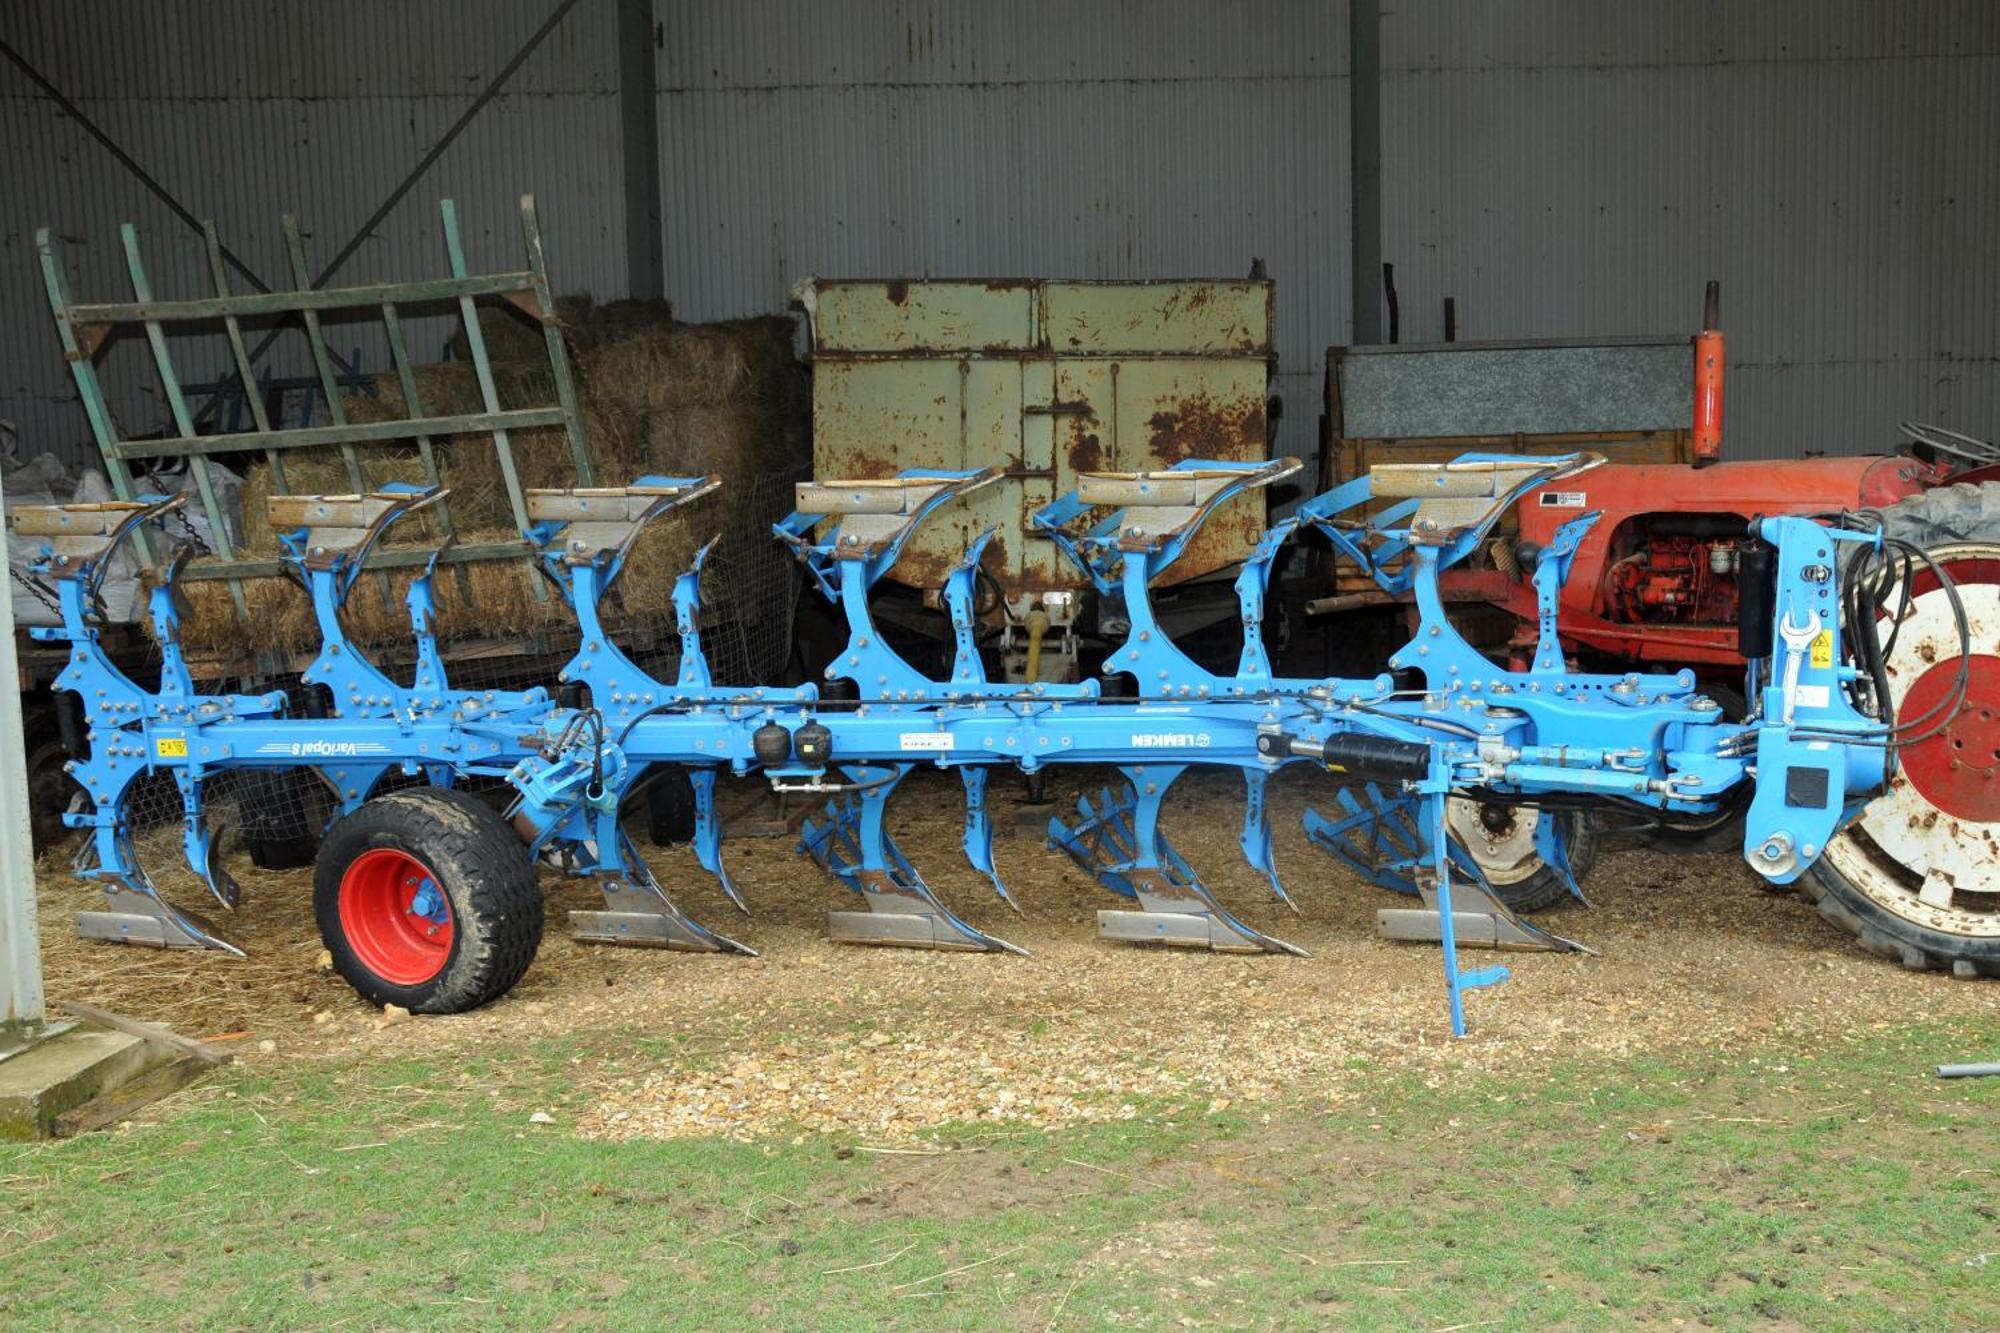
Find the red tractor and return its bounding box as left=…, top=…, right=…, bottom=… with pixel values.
left=1328, top=290, right=2000, bottom=977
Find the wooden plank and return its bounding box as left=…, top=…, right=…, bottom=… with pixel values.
left=64, top=270, right=535, bottom=323
left=175, top=540, right=532, bottom=583
left=51, top=1057, right=212, bottom=1138
left=57, top=1001, right=236, bottom=1065
left=518, top=196, right=595, bottom=483
left=113, top=407, right=573, bottom=461
left=202, top=221, right=284, bottom=489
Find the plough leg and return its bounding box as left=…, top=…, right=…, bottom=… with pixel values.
left=74, top=820, right=245, bottom=956
left=959, top=766, right=1021, bottom=913
left=1310, top=785, right=1592, bottom=956
left=569, top=828, right=756, bottom=954
left=1054, top=765, right=1307, bottom=956
left=1239, top=769, right=1296, bottom=912
left=802, top=764, right=1026, bottom=954
left=687, top=766, right=748, bottom=913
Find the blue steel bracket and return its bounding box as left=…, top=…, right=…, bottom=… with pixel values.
left=527, top=473, right=780, bottom=717
left=271, top=483, right=447, bottom=597
left=527, top=474, right=721, bottom=602
left=1739, top=516, right=1891, bottom=882
left=12, top=492, right=181, bottom=613
left=14, top=493, right=291, bottom=952
left=776, top=466, right=1005, bottom=600
left=1526, top=510, right=1604, bottom=674
left=780, top=466, right=1096, bottom=703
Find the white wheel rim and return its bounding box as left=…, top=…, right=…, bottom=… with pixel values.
left=1825, top=540, right=2000, bottom=938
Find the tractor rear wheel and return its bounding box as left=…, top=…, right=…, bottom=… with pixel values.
left=315, top=787, right=544, bottom=1012
left=1446, top=798, right=1598, bottom=914
left=1803, top=482, right=2000, bottom=976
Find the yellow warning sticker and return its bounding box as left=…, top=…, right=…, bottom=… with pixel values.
left=1809, top=629, right=1833, bottom=669
left=154, top=736, right=188, bottom=758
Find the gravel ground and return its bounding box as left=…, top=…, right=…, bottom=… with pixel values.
left=36, top=767, right=2000, bottom=1141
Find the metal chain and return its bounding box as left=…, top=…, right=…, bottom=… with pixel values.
left=9, top=564, right=60, bottom=615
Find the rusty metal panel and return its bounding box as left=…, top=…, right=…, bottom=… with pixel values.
left=1043, top=283, right=1275, bottom=355
left=807, top=278, right=1273, bottom=593
left=809, top=282, right=1038, bottom=354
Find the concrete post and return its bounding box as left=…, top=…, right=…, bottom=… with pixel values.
left=0, top=466, right=48, bottom=1033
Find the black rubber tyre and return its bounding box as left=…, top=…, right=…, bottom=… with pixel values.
left=644, top=764, right=697, bottom=846
left=240, top=768, right=330, bottom=870
left=1801, top=481, right=2000, bottom=977
left=314, top=787, right=544, bottom=1013
left=25, top=735, right=76, bottom=852
left=1452, top=802, right=1600, bottom=914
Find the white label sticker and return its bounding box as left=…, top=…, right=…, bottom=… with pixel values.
left=1793, top=684, right=1831, bottom=710
left=1539, top=491, right=1587, bottom=508
left=899, top=733, right=954, bottom=752
left=253, top=740, right=393, bottom=758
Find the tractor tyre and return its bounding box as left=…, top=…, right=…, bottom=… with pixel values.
left=643, top=764, right=698, bottom=846
left=25, top=734, right=77, bottom=853
left=1447, top=799, right=1599, bottom=914
left=239, top=768, right=331, bottom=870
left=315, top=787, right=544, bottom=1013
left=1803, top=481, right=2000, bottom=977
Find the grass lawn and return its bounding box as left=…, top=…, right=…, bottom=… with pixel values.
left=2, top=1018, right=1995, bottom=1330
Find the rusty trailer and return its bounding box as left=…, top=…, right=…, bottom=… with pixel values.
left=796, top=277, right=1279, bottom=682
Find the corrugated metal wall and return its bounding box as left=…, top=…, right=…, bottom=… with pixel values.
left=5, top=0, right=1997, bottom=474
left=1, top=0, right=623, bottom=471
left=653, top=0, right=1353, bottom=467
left=1381, top=0, right=2000, bottom=458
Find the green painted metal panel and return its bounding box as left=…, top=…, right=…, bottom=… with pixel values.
left=807, top=279, right=1275, bottom=594
left=808, top=281, right=1038, bottom=354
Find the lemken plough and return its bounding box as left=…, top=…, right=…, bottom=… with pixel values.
left=16, top=450, right=1920, bottom=1034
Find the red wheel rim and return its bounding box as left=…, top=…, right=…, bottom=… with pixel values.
left=1898, top=656, right=2000, bottom=822
left=338, top=848, right=455, bottom=986
left=1884, top=554, right=2000, bottom=822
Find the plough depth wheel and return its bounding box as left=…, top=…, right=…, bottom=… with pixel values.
left=1445, top=799, right=1598, bottom=914
left=315, top=788, right=545, bottom=1012
left=1806, top=482, right=2000, bottom=977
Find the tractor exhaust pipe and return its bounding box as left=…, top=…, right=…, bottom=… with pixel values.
left=1693, top=280, right=1725, bottom=467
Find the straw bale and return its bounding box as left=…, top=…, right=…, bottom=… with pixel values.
left=584, top=314, right=799, bottom=415
left=182, top=300, right=808, bottom=661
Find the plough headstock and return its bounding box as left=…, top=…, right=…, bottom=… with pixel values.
left=270, top=483, right=449, bottom=577
left=28, top=453, right=1901, bottom=1036
left=1032, top=455, right=1300, bottom=593
left=527, top=474, right=721, bottom=581
left=14, top=494, right=185, bottom=587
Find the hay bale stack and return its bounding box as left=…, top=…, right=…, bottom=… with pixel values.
left=166, top=298, right=808, bottom=665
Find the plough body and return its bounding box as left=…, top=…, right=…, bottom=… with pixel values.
left=17, top=450, right=1896, bottom=1033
